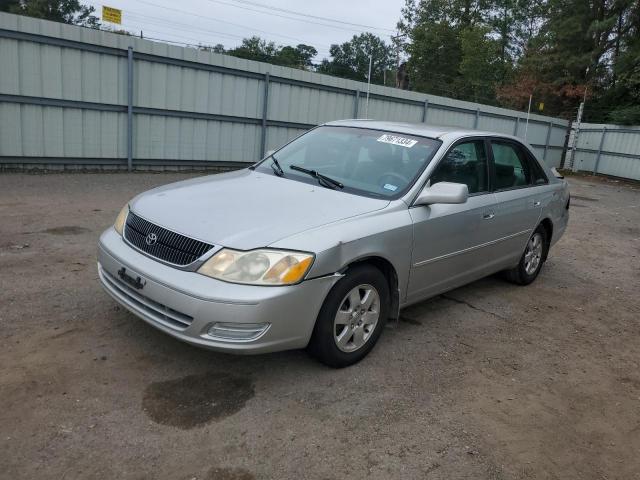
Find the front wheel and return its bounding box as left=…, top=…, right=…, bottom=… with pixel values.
left=308, top=264, right=390, bottom=368
left=503, top=225, right=548, bottom=285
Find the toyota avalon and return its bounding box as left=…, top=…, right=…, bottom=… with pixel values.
left=98, top=120, right=570, bottom=367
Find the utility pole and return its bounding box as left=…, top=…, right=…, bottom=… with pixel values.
left=391, top=32, right=406, bottom=88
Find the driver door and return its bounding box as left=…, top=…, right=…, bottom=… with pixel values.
left=406, top=138, right=498, bottom=304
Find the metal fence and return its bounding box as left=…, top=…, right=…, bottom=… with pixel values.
left=0, top=12, right=571, bottom=170
left=569, top=123, right=640, bottom=181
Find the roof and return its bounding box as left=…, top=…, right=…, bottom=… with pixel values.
left=323, top=119, right=516, bottom=142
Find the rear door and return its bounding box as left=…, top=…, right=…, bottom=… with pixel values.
left=407, top=138, right=498, bottom=304
left=487, top=139, right=548, bottom=267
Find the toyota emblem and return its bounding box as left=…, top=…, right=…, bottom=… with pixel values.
left=145, top=232, right=158, bottom=246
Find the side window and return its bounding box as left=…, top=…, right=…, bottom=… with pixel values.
left=491, top=142, right=531, bottom=189
left=526, top=151, right=549, bottom=185
left=430, top=140, right=488, bottom=194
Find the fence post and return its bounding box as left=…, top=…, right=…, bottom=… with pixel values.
left=422, top=99, right=429, bottom=123
left=513, top=117, right=519, bottom=137
left=260, top=72, right=270, bottom=158
left=474, top=108, right=480, bottom=129
left=353, top=90, right=359, bottom=118
left=594, top=126, right=607, bottom=175
left=127, top=46, right=133, bottom=171
left=543, top=121, right=552, bottom=162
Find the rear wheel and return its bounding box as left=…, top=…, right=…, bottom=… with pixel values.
left=308, top=264, right=389, bottom=368
left=504, top=225, right=548, bottom=285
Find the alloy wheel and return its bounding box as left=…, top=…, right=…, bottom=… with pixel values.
left=524, top=232, right=543, bottom=275
left=333, top=284, right=380, bottom=353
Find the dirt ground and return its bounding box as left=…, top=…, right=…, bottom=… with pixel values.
left=1, top=171, right=639, bottom=480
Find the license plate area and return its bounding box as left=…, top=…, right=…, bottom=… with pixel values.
left=117, top=267, right=146, bottom=290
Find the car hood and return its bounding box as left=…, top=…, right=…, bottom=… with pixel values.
left=130, top=169, right=390, bottom=250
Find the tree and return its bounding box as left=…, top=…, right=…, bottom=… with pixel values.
left=199, top=43, right=226, bottom=54
left=317, top=33, right=394, bottom=84
left=224, top=37, right=317, bottom=69
left=273, top=44, right=317, bottom=68
left=293, top=44, right=317, bottom=68
left=227, top=36, right=278, bottom=63
left=398, top=0, right=640, bottom=121
left=398, top=0, right=505, bottom=103
left=405, top=20, right=462, bottom=96
left=459, top=26, right=504, bottom=102
left=497, top=0, right=639, bottom=120
left=0, top=0, right=20, bottom=13
left=1, top=0, right=99, bottom=27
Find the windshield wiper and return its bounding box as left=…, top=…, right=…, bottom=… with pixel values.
left=270, top=155, right=284, bottom=177
left=290, top=164, right=344, bottom=189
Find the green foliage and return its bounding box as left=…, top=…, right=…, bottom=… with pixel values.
left=407, top=21, right=461, bottom=96
left=224, top=36, right=317, bottom=69
left=459, top=26, right=505, bottom=102
left=1, top=0, right=99, bottom=27
left=317, top=33, right=394, bottom=84
left=199, top=44, right=227, bottom=54
left=399, top=0, right=640, bottom=124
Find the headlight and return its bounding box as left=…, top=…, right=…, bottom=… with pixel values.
left=113, top=204, right=129, bottom=235
left=198, top=248, right=314, bottom=285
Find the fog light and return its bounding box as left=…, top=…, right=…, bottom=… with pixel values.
left=207, top=322, right=270, bottom=342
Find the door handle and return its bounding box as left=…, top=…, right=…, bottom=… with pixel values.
left=533, top=201, right=541, bottom=207
left=482, top=212, right=495, bottom=220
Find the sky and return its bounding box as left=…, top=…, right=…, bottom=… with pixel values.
left=85, top=0, right=406, bottom=60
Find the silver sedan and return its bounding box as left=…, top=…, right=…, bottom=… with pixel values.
left=98, top=120, right=570, bottom=367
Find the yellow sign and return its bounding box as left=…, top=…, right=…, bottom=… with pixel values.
left=102, top=6, right=122, bottom=24
left=538, top=102, right=544, bottom=111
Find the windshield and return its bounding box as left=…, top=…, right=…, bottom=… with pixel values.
left=256, top=126, right=441, bottom=198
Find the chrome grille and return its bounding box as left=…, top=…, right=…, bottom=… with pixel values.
left=124, top=211, right=213, bottom=266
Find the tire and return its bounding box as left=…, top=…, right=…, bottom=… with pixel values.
left=308, top=264, right=390, bottom=368
left=503, top=225, right=548, bottom=285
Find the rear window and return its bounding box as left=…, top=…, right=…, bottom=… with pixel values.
left=492, top=141, right=531, bottom=189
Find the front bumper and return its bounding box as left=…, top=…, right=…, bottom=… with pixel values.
left=98, top=228, right=339, bottom=354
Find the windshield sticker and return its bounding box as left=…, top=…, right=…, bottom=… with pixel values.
left=377, top=134, right=418, bottom=148
left=383, top=183, right=398, bottom=192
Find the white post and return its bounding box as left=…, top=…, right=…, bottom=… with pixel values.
left=524, top=94, right=532, bottom=142
left=365, top=54, right=372, bottom=118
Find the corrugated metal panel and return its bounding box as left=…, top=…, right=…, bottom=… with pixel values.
left=603, top=130, right=640, bottom=156
left=597, top=154, right=640, bottom=180
left=268, top=83, right=353, bottom=124
left=0, top=11, right=600, bottom=172
left=477, top=115, right=514, bottom=135
left=548, top=125, right=567, bottom=147
left=135, top=60, right=263, bottom=117
left=544, top=149, right=563, bottom=168
left=134, top=116, right=261, bottom=162
left=518, top=122, right=548, bottom=146
left=0, top=103, right=126, bottom=157
left=265, top=126, right=307, bottom=153
left=426, top=107, right=475, bottom=129
left=574, top=150, right=598, bottom=172
left=364, top=98, right=423, bottom=122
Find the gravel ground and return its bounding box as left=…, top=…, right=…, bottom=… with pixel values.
left=1, top=172, right=639, bottom=480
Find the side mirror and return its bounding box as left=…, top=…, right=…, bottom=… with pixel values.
left=414, top=182, right=468, bottom=206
